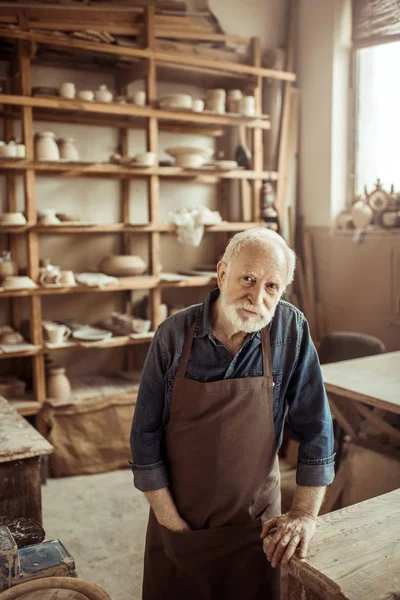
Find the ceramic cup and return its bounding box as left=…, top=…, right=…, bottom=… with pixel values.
left=78, top=90, right=94, bottom=102
left=16, top=144, right=26, bottom=158
left=59, top=82, right=76, bottom=99
left=59, top=270, right=76, bottom=286
left=134, top=152, right=156, bottom=167
left=44, top=324, right=72, bottom=344
left=240, top=95, right=256, bottom=117
left=193, top=99, right=205, bottom=113
left=133, top=91, right=146, bottom=106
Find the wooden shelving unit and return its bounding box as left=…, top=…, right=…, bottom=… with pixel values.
left=0, top=5, right=295, bottom=414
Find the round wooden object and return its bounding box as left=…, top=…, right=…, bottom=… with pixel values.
left=0, top=578, right=111, bottom=600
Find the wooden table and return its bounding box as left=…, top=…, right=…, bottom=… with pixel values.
left=0, top=396, right=53, bottom=523
left=321, top=352, right=400, bottom=510
left=267, top=489, right=400, bottom=600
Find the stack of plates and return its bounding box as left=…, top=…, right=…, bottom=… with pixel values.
left=159, top=94, right=193, bottom=110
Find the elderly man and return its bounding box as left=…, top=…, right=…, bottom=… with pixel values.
left=130, top=228, right=335, bottom=600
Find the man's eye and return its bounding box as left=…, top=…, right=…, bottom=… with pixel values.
left=268, top=283, right=278, bottom=291
left=242, top=276, right=253, bottom=283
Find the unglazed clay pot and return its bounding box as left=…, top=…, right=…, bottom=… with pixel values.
left=94, top=85, right=113, bottom=103
left=58, top=137, right=80, bottom=161
left=99, top=255, right=146, bottom=277
left=47, top=367, right=71, bottom=401
left=35, top=132, right=60, bottom=161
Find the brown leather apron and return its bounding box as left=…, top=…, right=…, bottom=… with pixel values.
left=142, top=323, right=281, bottom=600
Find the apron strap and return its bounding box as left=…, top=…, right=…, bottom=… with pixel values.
left=261, top=326, right=272, bottom=377
left=176, top=323, right=196, bottom=379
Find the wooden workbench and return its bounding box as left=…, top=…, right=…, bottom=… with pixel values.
left=0, top=396, right=53, bottom=523
left=321, top=352, right=400, bottom=510
left=266, top=489, right=400, bottom=600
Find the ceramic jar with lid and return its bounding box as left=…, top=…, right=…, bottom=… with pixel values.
left=58, top=138, right=80, bottom=161
left=47, top=367, right=71, bottom=402
left=94, top=85, right=113, bottom=103
left=35, top=132, right=60, bottom=161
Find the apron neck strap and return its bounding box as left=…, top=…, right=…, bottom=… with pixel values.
left=176, top=323, right=196, bottom=378
left=261, top=326, right=272, bottom=377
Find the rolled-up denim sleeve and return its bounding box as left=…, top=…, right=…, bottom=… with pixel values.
left=286, top=316, right=335, bottom=487
left=130, top=327, right=170, bottom=492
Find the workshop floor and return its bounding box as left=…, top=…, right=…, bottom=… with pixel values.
left=42, top=468, right=293, bottom=599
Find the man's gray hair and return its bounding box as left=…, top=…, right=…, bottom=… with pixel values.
left=221, top=227, right=296, bottom=288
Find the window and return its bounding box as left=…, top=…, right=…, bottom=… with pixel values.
left=355, top=40, right=400, bottom=195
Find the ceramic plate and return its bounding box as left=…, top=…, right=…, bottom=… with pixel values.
left=72, top=328, right=113, bottom=342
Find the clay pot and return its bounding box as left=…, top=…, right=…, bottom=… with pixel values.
left=35, top=132, right=60, bottom=161
left=99, top=255, right=146, bottom=277
left=0, top=256, right=17, bottom=280
left=58, top=137, right=80, bottom=161
left=47, top=367, right=71, bottom=401
left=59, top=82, right=76, bottom=99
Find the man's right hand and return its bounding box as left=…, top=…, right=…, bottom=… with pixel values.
left=161, top=515, right=191, bottom=533
left=144, top=487, right=191, bottom=532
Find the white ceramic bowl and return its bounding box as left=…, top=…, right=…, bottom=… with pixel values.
left=134, top=152, right=156, bottom=167
left=78, top=90, right=94, bottom=101
left=0, top=212, right=27, bottom=225
left=3, top=276, right=37, bottom=290
left=99, top=255, right=146, bottom=277
left=165, top=146, right=213, bottom=159
left=214, top=160, right=238, bottom=171
left=174, top=153, right=206, bottom=169
left=0, top=144, right=17, bottom=158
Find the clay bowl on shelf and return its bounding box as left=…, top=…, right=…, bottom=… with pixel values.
left=98, top=255, right=146, bottom=277
left=0, top=212, right=27, bottom=225
left=2, top=276, right=37, bottom=290
left=165, top=146, right=213, bottom=169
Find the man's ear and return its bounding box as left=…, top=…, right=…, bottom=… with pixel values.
left=216, top=261, right=227, bottom=288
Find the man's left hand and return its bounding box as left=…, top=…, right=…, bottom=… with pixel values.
left=260, top=512, right=317, bottom=568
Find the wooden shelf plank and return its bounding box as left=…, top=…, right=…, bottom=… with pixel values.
left=0, top=224, right=33, bottom=234
left=0, top=160, right=278, bottom=181
left=0, top=94, right=271, bottom=130
left=44, top=334, right=154, bottom=353
left=159, top=276, right=216, bottom=288
left=0, top=29, right=296, bottom=82
left=6, top=397, right=41, bottom=416
left=35, top=221, right=262, bottom=234
left=0, top=347, right=41, bottom=359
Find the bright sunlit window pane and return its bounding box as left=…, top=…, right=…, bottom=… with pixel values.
left=356, top=41, right=400, bottom=195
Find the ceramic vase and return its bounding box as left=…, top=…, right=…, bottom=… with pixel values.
left=58, top=138, right=80, bottom=161
left=94, top=85, right=113, bottom=103
left=47, top=367, right=71, bottom=401
left=36, top=132, right=60, bottom=161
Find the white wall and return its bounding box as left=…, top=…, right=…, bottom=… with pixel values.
left=297, top=0, right=351, bottom=226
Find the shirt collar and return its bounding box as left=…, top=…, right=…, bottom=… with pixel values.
left=194, top=288, right=266, bottom=339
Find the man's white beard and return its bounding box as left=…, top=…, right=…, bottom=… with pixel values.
left=219, top=285, right=276, bottom=333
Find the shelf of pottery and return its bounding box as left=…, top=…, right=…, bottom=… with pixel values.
left=0, top=16, right=294, bottom=414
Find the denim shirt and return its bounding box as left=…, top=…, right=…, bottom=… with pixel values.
left=130, top=289, right=335, bottom=492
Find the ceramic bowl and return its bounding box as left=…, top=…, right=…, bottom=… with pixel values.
left=3, top=276, right=37, bottom=290
left=78, top=90, right=94, bottom=101
left=0, top=331, right=24, bottom=345
left=0, top=212, right=27, bottom=225
left=165, top=146, right=213, bottom=169
left=134, top=152, right=156, bottom=167
left=99, top=255, right=146, bottom=277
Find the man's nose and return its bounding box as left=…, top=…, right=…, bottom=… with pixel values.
left=248, top=284, right=264, bottom=306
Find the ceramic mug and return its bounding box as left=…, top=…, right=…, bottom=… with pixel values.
left=240, top=95, right=256, bottom=117
left=59, top=82, right=76, bottom=99
left=16, top=144, right=26, bottom=158
left=59, top=270, right=76, bottom=286
left=44, top=324, right=72, bottom=344
left=133, top=91, right=146, bottom=106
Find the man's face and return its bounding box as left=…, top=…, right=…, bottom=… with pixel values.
left=217, top=243, right=287, bottom=333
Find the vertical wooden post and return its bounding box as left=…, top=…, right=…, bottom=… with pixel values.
left=4, top=75, right=21, bottom=330
left=252, top=37, right=263, bottom=224
left=145, top=5, right=161, bottom=329
left=116, top=75, right=131, bottom=255
left=18, top=40, right=45, bottom=404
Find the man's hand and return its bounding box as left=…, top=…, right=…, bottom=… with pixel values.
left=160, top=515, right=191, bottom=533
left=260, top=511, right=317, bottom=568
